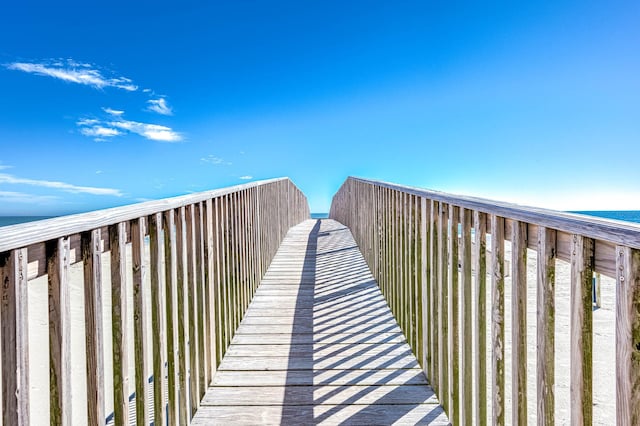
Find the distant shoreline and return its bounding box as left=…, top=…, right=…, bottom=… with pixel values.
left=1, top=211, right=639, bottom=228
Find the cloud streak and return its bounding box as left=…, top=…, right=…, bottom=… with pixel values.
left=201, top=155, right=231, bottom=165
left=0, top=190, right=58, bottom=203
left=147, top=98, right=173, bottom=115
left=239, top=175, right=253, bottom=180
left=5, top=59, right=137, bottom=91
left=0, top=173, right=122, bottom=196
left=77, top=110, right=182, bottom=142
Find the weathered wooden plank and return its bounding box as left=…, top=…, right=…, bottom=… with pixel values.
left=1, top=248, right=30, bottom=426
left=438, top=202, right=449, bottom=414
left=47, top=237, right=71, bottom=426
left=511, top=220, right=527, bottom=426
left=211, top=369, right=428, bottom=387
left=473, top=210, right=487, bottom=426
left=224, top=342, right=413, bottom=358
left=175, top=207, right=189, bottom=424
left=230, top=332, right=406, bottom=345
left=81, top=229, right=105, bottom=426
left=537, top=227, right=556, bottom=425
left=460, top=208, right=472, bottom=426
left=163, top=209, right=179, bottom=425
left=131, top=218, right=150, bottom=426
left=201, top=384, right=438, bottom=405
left=148, top=213, right=167, bottom=426
left=185, top=204, right=200, bottom=416
left=615, top=246, right=640, bottom=424
left=109, top=223, right=129, bottom=426
left=491, top=215, right=505, bottom=425
left=449, top=205, right=459, bottom=424
left=192, top=404, right=448, bottom=426
left=570, top=234, right=594, bottom=424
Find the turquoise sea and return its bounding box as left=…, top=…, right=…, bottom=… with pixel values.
left=0, top=211, right=639, bottom=228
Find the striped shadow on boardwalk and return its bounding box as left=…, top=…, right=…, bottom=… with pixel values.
left=192, top=219, right=448, bottom=425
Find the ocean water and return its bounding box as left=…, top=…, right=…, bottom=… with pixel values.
left=311, top=213, right=329, bottom=219
left=0, top=216, right=56, bottom=227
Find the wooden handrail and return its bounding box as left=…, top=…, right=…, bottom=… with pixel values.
left=330, top=177, right=640, bottom=425
left=0, top=178, right=309, bottom=425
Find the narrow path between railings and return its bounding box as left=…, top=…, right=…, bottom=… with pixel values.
left=192, top=219, right=448, bottom=425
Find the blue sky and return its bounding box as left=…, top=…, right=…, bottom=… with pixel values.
left=1, top=1, right=638, bottom=215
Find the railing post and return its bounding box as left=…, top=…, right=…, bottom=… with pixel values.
left=491, top=215, right=505, bottom=425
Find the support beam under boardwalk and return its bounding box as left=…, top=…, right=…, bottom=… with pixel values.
left=192, top=219, right=448, bottom=425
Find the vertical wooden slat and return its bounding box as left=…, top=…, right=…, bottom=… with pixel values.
left=473, top=211, right=487, bottom=426
left=420, top=197, right=429, bottom=376
left=570, top=234, right=593, bottom=424
left=511, top=220, right=527, bottom=426
left=460, top=208, right=472, bottom=426
left=537, top=227, right=556, bottom=425
left=491, top=215, right=505, bottom=425
left=131, top=218, right=150, bottom=425
left=175, top=207, right=189, bottom=424
left=438, top=202, right=449, bottom=413
left=204, top=199, right=216, bottom=380
left=195, top=202, right=207, bottom=399
left=615, top=246, right=640, bottom=425
left=109, top=223, right=129, bottom=426
left=149, top=213, right=167, bottom=426
left=47, top=237, right=72, bottom=426
left=81, top=229, right=105, bottom=426
left=163, top=209, right=178, bottom=425
left=185, top=204, right=199, bottom=417
left=1, top=248, right=29, bottom=426
left=430, top=200, right=439, bottom=394
left=448, top=205, right=460, bottom=425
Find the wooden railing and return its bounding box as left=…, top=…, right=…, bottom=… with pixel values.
left=0, top=178, right=309, bottom=426
left=330, top=177, right=640, bottom=425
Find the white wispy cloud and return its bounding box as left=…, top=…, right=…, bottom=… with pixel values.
left=147, top=98, right=173, bottom=115
left=5, top=59, right=137, bottom=91
left=201, top=155, right=231, bottom=165
left=239, top=175, right=253, bottom=180
left=109, top=119, right=182, bottom=142
left=77, top=111, right=182, bottom=143
left=0, top=190, right=59, bottom=203
left=0, top=173, right=122, bottom=196
left=80, top=126, right=122, bottom=138
left=103, top=107, right=124, bottom=116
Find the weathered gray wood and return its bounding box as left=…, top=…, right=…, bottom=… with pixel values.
left=438, top=202, right=449, bottom=414
left=1, top=248, right=29, bottom=426
left=511, top=220, right=528, bottom=426
left=109, top=223, right=129, bottom=426
left=616, top=246, right=640, bottom=424
left=346, top=177, right=640, bottom=249
left=194, top=219, right=447, bottom=425
left=148, top=213, right=167, bottom=426
left=570, top=235, right=593, bottom=424
left=491, top=215, right=505, bottom=425
left=0, top=178, right=289, bottom=253
left=47, top=237, right=71, bottom=426
left=163, top=209, right=178, bottom=425
left=473, top=210, right=487, bottom=426
left=461, top=208, right=472, bottom=426
left=537, top=227, right=556, bottom=425
left=131, top=218, right=150, bottom=426
left=176, top=207, right=189, bottom=424
left=81, top=229, right=105, bottom=426
left=186, top=204, right=200, bottom=417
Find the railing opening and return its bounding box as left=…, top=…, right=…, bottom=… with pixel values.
left=0, top=178, right=309, bottom=425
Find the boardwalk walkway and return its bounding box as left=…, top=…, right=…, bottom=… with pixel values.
left=192, top=219, right=448, bottom=425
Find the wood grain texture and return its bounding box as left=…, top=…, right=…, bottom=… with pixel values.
left=473, top=210, right=487, bottom=426
left=537, top=227, right=556, bottom=426
left=193, top=219, right=448, bottom=425
left=511, top=221, right=528, bottom=426
left=616, top=246, right=640, bottom=425
left=81, top=229, right=105, bottom=426
left=148, top=213, right=167, bottom=426
left=131, top=218, right=150, bottom=426
left=460, top=208, right=472, bottom=426
left=47, top=237, right=72, bottom=426
left=570, top=235, right=593, bottom=425
left=109, top=223, right=129, bottom=426
left=1, top=248, right=30, bottom=426
left=491, top=215, right=505, bottom=426
left=448, top=205, right=460, bottom=425
left=163, top=209, right=179, bottom=425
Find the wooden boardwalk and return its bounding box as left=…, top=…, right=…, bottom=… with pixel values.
left=192, top=219, right=448, bottom=425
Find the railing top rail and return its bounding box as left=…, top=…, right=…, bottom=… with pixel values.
left=348, top=176, right=640, bottom=249
left=0, top=177, right=290, bottom=253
